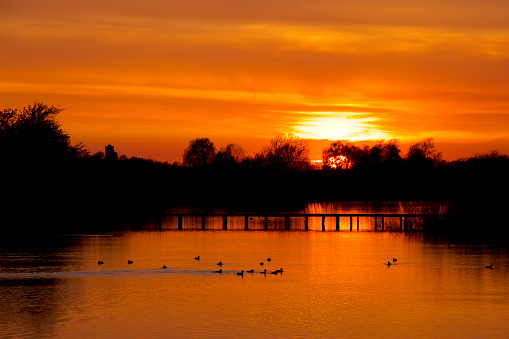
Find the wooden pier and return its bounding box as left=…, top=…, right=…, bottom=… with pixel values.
left=156, top=213, right=434, bottom=231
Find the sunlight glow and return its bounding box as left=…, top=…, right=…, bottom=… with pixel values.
left=293, top=112, right=391, bottom=141
left=327, top=155, right=353, bottom=170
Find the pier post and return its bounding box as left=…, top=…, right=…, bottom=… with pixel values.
left=285, top=216, right=289, bottom=230
left=350, top=216, right=353, bottom=231
left=304, top=215, right=308, bottom=231
left=245, top=215, right=249, bottom=230
left=264, top=216, right=268, bottom=230
left=336, top=215, right=340, bottom=231
left=223, top=215, right=227, bottom=230
left=202, top=215, right=206, bottom=230
left=399, top=216, right=403, bottom=231
left=178, top=215, right=183, bottom=230
left=374, top=216, right=378, bottom=231
left=322, top=215, right=326, bottom=231
left=357, top=216, right=359, bottom=231
left=381, top=216, right=384, bottom=231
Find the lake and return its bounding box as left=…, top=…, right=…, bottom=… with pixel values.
left=1, top=229, right=508, bottom=338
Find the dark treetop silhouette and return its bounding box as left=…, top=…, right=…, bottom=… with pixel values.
left=1, top=103, right=508, bottom=242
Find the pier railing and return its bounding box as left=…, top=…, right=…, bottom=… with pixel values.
left=154, top=213, right=436, bottom=231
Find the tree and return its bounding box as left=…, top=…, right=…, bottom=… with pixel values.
left=406, top=138, right=443, bottom=167
left=183, top=138, right=216, bottom=167
left=213, top=143, right=247, bottom=167
left=322, top=141, right=361, bottom=170
left=259, top=133, right=310, bottom=170
left=0, top=102, right=88, bottom=160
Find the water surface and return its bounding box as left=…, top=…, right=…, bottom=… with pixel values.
left=1, top=231, right=508, bottom=338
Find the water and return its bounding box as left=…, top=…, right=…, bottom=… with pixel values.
left=1, top=231, right=508, bottom=338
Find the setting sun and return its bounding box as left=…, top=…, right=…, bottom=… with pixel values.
left=292, top=112, right=391, bottom=141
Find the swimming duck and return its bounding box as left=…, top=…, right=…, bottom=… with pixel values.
left=237, top=270, right=244, bottom=276
left=98, top=260, right=104, bottom=265
left=260, top=269, right=267, bottom=274
left=392, top=258, right=397, bottom=262
left=127, top=260, right=133, bottom=264
left=216, top=268, right=222, bottom=273
left=195, top=256, right=200, bottom=260
left=161, top=265, right=167, bottom=269
left=275, top=268, right=283, bottom=274
left=386, top=261, right=392, bottom=266
left=267, top=258, right=272, bottom=262
left=260, top=262, right=264, bottom=266
left=217, top=261, right=223, bottom=266
left=247, top=269, right=254, bottom=273
left=485, top=264, right=493, bottom=269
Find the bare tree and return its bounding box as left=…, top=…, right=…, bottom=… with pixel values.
left=406, top=138, right=443, bottom=166
left=322, top=141, right=362, bottom=169
left=259, top=133, right=310, bottom=170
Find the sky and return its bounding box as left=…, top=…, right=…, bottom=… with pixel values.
left=1, top=0, right=508, bottom=162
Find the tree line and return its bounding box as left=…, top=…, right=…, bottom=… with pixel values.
left=2, top=103, right=508, bottom=239
left=2, top=102, right=506, bottom=172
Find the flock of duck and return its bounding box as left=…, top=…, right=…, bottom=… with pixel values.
left=97, top=256, right=284, bottom=275
left=97, top=257, right=493, bottom=271
left=195, top=255, right=283, bottom=276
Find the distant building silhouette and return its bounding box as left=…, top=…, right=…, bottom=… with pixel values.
left=105, top=144, right=118, bottom=160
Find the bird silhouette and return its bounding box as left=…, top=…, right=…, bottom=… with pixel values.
left=485, top=264, right=493, bottom=269
left=216, top=268, right=223, bottom=273
left=127, top=260, right=133, bottom=264
left=98, top=261, right=104, bottom=265
left=392, top=258, right=397, bottom=262
left=217, top=261, right=223, bottom=266
left=237, top=270, right=244, bottom=276
left=195, top=256, right=200, bottom=260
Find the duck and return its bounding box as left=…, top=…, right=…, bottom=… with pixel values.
left=215, top=268, right=222, bottom=273
left=485, top=264, right=493, bottom=269
left=127, top=260, right=133, bottom=264
left=195, top=256, right=200, bottom=260
left=161, top=265, right=167, bottom=269
left=276, top=268, right=283, bottom=274
left=392, top=258, right=397, bottom=262
left=260, top=262, right=264, bottom=266
left=247, top=269, right=254, bottom=273
left=267, top=258, right=272, bottom=262
left=98, top=260, right=104, bottom=265
left=217, top=261, right=223, bottom=266
left=237, top=270, right=244, bottom=276
left=260, top=269, right=267, bottom=274
left=270, top=270, right=278, bottom=275
left=385, top=261, right=392, bottom=266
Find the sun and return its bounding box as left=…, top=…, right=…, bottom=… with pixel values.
left=292, top=112, right=391, bottom=141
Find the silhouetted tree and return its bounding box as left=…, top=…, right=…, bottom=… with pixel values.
left=0, top=102, right=88, bottom=161
left=406, top=138, right=443, bottom=167
left=258, top=133, right=310, bottom=170
left=214, top=143, right=247, bottom=167
left=183, top=138, right=216, bottom=167
left=322, top=141, right=362, bottom=169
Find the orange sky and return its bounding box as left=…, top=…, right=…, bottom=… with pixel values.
left=1, top=0, right=508, bottom=162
